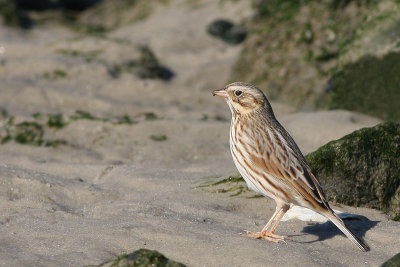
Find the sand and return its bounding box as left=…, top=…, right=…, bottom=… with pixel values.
left=0, top=0, right=398, bottom=266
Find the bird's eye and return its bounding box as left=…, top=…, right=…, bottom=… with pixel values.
left=235, top=90, right=242, bottom=97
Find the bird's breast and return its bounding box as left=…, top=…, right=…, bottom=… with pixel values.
left=229, top=122, right=274, bottom=198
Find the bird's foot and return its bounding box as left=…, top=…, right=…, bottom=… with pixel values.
left=241, top=230, right=286, bottom=243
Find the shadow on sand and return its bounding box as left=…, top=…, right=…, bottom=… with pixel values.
left=298, top=219, right=378, bottom=244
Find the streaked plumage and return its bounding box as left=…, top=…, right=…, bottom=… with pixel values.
left=213, top=82, right=369, bottom=251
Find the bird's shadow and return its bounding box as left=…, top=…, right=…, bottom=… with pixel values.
left=296, top=218, right=378, bottom=244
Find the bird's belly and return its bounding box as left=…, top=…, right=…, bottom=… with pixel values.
left=237, top=167, right=262, bottom=194
left=231, top=151, right=276, bottom=199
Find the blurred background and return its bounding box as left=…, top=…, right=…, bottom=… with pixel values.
left=0, top=0, right=399, bottom=120
left=0, top=0, right=399, bottom=164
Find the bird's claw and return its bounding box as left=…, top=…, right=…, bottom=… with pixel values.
left=241, top=230, right=287, bottom=243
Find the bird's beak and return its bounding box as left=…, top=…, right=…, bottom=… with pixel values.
left=212, top=88, right=228, bottom=98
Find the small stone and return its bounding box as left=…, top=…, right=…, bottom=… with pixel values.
left=223, top=25, right=247, bottom=45
left=98, top=249, right=187, bottom=267
left=207, top=19, right=234, bottom=37
left=207, top=19, right=247, bottom=45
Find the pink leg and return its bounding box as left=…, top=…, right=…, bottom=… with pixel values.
left=244, top=204, right=290, bottom=243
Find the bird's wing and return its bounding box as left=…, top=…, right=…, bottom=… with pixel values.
left=252, top=126, right=330, bottom=210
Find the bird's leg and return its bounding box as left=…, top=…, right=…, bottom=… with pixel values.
left=265, top=204, right=290, bottom=239
left=261, top=206, right=282, bottom=232
left=244, top=204, right=290, bottom=243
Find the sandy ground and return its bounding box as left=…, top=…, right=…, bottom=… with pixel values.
left=0, top=0, right=398, bottom=266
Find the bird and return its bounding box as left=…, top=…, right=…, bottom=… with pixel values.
left=212, top=82, right=369, bottom=251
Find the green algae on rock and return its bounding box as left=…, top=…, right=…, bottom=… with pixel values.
left=336, top=0, right=400, bottom=69
left=0, top=0, right=169, bottom=34
left=232, top=0, right=379, bottom=108
left=0, top=0, right=18, bottom=26
left=0, top=110, right=156, bottom=147
left=232, top=0, right=399, bottom=110
left=380, top=253, right=400, bottom=267
left=107, top=45, right=174, bottom=80
left=321, top=1, right=400, bottom=119
left=150, top=134, right=167, bottom=142
left=0, top=118, right=67, bottom=147
left=43, top=69, right=67, bottom=80
left=328, top=52, right=400, bottom=121
left=72, top=0, right=169, bottom=34
left=305, top=122, right=400, bottom=220
left=56, top=49, right=102, bottom=63
left=98, top=249, right=187, bottom=267
left=197, top=174, right=262, bottom=198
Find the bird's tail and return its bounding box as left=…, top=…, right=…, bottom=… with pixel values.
left=325, top=211, right=370, bottom=252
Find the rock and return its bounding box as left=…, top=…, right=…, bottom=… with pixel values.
left=380, top=253, right=400, bottom=267
left=207, top=19, right=247, bottom=45
left=15, top=0, right=101, bottom=11
left=305, top=122, right=400, bottom=220
left=207, top=19, right=233, bottom=36
left=231, top=0, right=400, bottom=110
left=1, top=0, right=160, bottom=33
left=108, top=45, right=174, bottom=80
left=328, top=51, right=400, bottom=121
left=326, top=1, right=400, bottom=120
left=98, top=249, right=187, bottom=267
left=75, top=0, right=163, bottom=33
left=15, top=0, right=61, bottom=11
left=2, top=0, right=102, bottom=29
left=337, top=1, right=400, bottom=68
left=61, top=0, right=103, bottom=11
left=0, top=0, right=21, bottom=27
left=222, top=24, right=247, bottom=45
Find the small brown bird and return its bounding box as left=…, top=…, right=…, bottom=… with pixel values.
left=213, top=82, right=369, bottom=251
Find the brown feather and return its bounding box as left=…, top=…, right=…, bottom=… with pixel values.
left=219, top=82, right=369, bottom=251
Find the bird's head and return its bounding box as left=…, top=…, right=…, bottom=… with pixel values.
left=213, top=82, right=270, bottom=116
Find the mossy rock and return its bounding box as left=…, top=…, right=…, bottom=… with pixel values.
left=0, top=0, right=19, bottom=26
left=328, top=52, right=400, bottom=121
left=337, top=1, right=400, bottom=68
left=0, top=0, right=168, bottom=33
left=69, top=0, right=170, bottom=34
left=98, top=249, right=187, bottom=267
left=0, top=118, right=66, bottom=147
left=107, top=45, right=174, bottom=80
left=305, top=122, right=400, bottom=220
left=322, top=1, right=400, bottom=118
left=380, top=253, right=400, bottom=267
left=0, top=111, right=145, bottom=147
left=232, top=0, right=399, bottom=109
left=231, top=0, right=371, bottom=106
